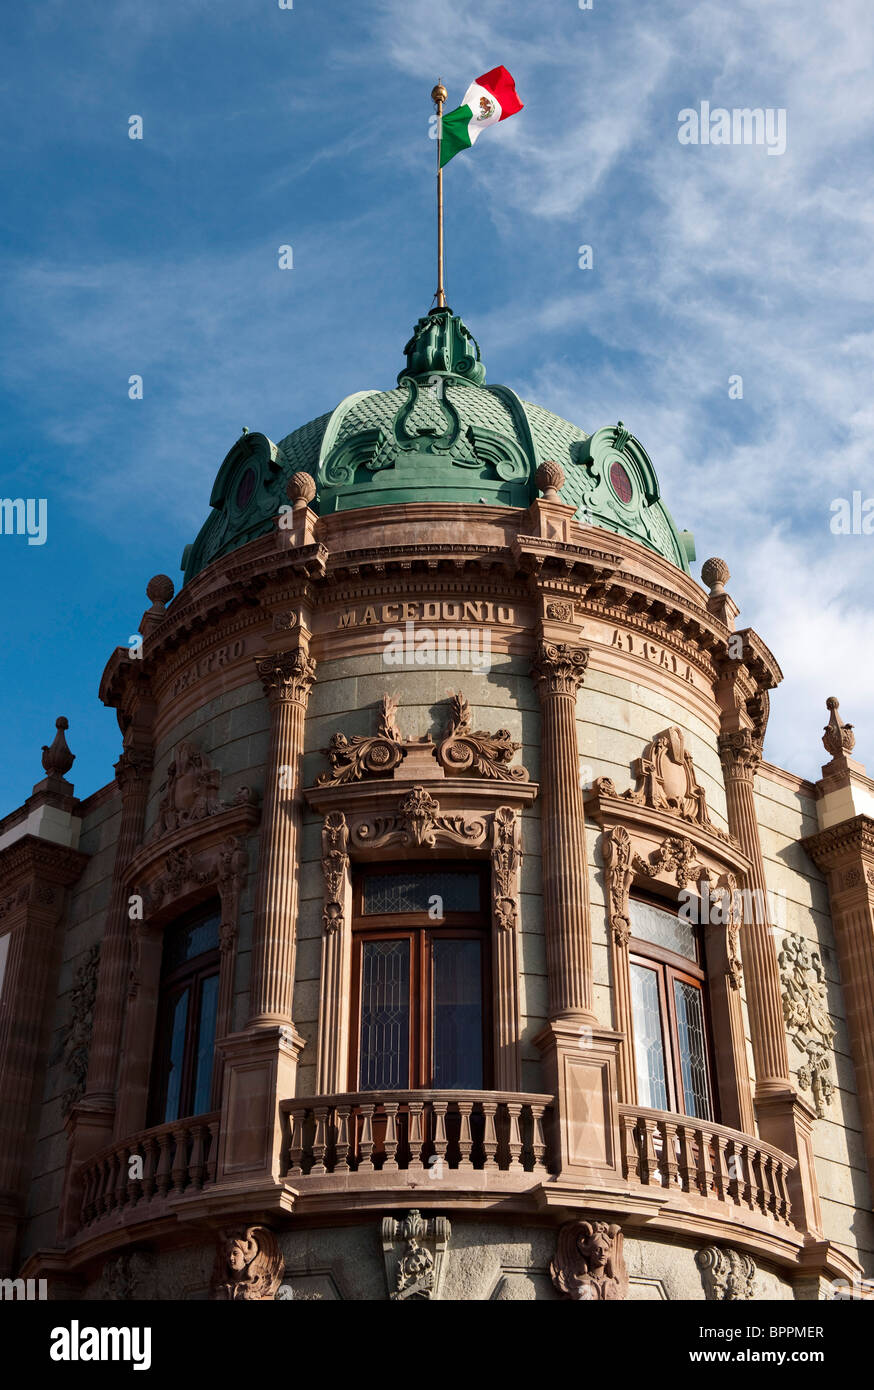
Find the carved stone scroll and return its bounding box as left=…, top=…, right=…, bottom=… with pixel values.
left=318, top=695, right=412, bottom=785
left=381, top=1210, right=451, bottom=1301
left=550, top=1220, right=628, bottom=1301
left=436, top=692, right=529, bottom=782
left=353, top=787, right=487, bottom=852
left=695, top=1246, right=757, bottom=1301
left=318, top=692, right=528, bottom=787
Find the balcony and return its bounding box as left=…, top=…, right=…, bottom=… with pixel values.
left=619, top=1104, right=796, bottom=1229
left=77, top=1113, right=220, bottom=1230
left=280, top=1090, right=554, bottom=1207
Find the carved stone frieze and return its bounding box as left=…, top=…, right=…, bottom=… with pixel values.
left=210, top=1226, right=285, bottom=1301
left=59, top=943, right=100, bottom=1116
left=550, top=1221, right=629, bottom=1301
left=150, top=740, right=256, bottom=842
left=321, top=811, right=349, bottom=935
left=778, top=933, right=836, bottom=1117
left=436, top=692, right=529, bottom=783
left=530, top=641, right=590, bottom=696
left=695, top=1246, right=757, bottom=1300
left=353, top=786, right=487, bottom=851
left=381, top=1210, right=451, bottom=1301
left=148, top=834, right=249, bottom=913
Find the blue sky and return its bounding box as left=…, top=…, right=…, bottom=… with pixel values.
left=1, top=0, right=872, bottom=809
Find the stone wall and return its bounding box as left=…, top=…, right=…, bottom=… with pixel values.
left=756, top=767, right=874, bottom=1274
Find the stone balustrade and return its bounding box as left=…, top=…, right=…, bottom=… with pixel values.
left=619, top=1104, right=795, bottom=1226
left=281, top=1091, right=554, bottom=1179
left=79, top=1112, right=220, bottom=1226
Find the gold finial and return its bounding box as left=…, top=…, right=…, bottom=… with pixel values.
left=432, top=82, right=448, bottom=107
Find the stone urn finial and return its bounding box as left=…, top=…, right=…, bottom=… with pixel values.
left=42, top=716, right=75, bottom=779
left=822, top=696, right=855, bottom=759
left=145, top=574, right=174, bottom=614
left=701, top=557, right=730, bottom=596
left=536, top=460, right=565, bottom=500
left=286, top=472, right=317, bottom=510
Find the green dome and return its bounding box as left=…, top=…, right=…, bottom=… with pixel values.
left=181, top=308, right=694, bottom=584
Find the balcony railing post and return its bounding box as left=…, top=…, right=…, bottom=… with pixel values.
left=457, top=1102, right=474, bottom=1171
left=407, top=1101, right=425, bottom=1172
left=530, top=1103, right=548, bottom=1173
left=358, top=1104, right=375, bottom=1173
left=335, top=1106, right=352, bottom=1173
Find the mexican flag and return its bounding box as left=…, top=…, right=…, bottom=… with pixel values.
left=439, top=66, right=524, bottom=168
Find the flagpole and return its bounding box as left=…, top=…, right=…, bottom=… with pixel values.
left=432, top=82, right=448, bottom=308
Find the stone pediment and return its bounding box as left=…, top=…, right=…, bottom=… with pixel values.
left=591, top=725, right=732, bottom=843
left=149, top=740, right=257, bottom=842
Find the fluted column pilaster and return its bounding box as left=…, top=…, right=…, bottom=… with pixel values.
left=718, top=729, right=792, bottom=1094
left=531, top=641, right=595, bottom=1022
left=248, top=648, right=316, bottom=1027
left=84, top=749, right=154, bottom=1108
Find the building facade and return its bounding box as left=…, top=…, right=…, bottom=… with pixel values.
left=1, top=306, right=873, bottom=1301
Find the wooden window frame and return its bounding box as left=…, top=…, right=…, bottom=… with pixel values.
left=629, top=892, right=718, bottom=1122
left=348, top=862, right=493, bottom=1092
left=147, top=903, right=222, bottom=1127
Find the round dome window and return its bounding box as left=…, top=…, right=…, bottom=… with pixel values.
left=609, top=461, right=633, bottom=504
left=235, top=467, right=256, bottom=511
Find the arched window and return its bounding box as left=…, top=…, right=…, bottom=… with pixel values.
left=350, top=865, right=491, bottom=1091
left=628, top=893, right=716, bottom=1121
left=148, top=903, right=221, bottom=1125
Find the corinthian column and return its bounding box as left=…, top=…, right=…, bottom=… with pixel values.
left=718, top=729, right=791, bottom=1094
left=248, top=648, right=316, bottom=1027
left=719, top=728, right=823, bottom=1237
left=530, top=641, right=595, bottom=1022
left=84, top=749, right=154, bottom=1111
left=530, top=640, right=622, bottom=1184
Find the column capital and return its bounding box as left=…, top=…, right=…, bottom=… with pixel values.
left=113, top=749, right=154, bottom=794
left=531, top=641, right=590, bottom=698
left=718, top=727, right=762, bottom=779
left=255, top=648, right=316, bottom=706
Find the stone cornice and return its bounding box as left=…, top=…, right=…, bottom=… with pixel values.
left=305, top=775, right=538, bottom=824
left=99, top=510, right=781, bottom=720
left=585, top=790, right=751, bottom=877
left=801, top=814, right=874, bottom=869
left=0, top=834, right=89, bottom=895
left=124, top=800, right=261, bottom=892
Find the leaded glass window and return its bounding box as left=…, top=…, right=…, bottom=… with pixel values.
left=628, top=896, right=715, bottom=1121
left=630, top=962, right=669, bottom=1110
left=353, top=865, right=488, bottom=1090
